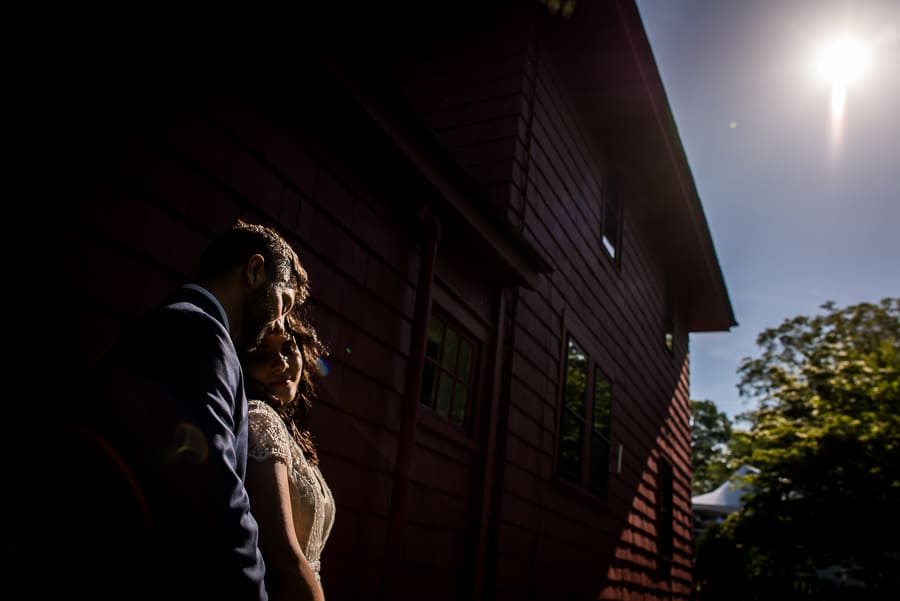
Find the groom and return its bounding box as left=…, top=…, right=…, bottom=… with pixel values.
left=70, top=220, right=308, bottom=601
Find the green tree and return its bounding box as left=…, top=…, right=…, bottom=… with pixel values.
left=709, top=298, right=900, bottom=599
left=691, top=399, right=733, bottom=494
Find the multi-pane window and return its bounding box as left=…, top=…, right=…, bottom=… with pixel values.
left=601, top=173, right=621, bottom=259
left=420, top=313, right=477, bottom=428
left=658, top=460, right=674, bottom=559
left=558, top=336, right=613, bottom=497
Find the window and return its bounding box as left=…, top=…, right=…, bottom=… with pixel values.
left=420, top=312, right=478, bottom=428
left=558, top=338, right=587, bottom=481
left=663, top=300, right=675, bottom=354
left=600, top=171, right=622, bottom=259
left=658, top=460, right=674, bottom=559
left=557, top=336, right=613, bottom=497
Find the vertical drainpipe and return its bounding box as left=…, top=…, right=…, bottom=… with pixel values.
left=477, top=14, right=543, bottom=599
left=472, top=290, right=508, bottom=600
left=381, top=207, right=441, bottom=601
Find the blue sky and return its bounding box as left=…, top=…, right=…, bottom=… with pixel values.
left=635, top=0, right=900, bottom=420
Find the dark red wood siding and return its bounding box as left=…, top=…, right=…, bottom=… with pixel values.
left=71, top=4, right=714, bottom=599
left=74, top=91, right=431, bottom=599
left=392, top=7, right=533, bottom=228
left=487, top=35, right=695, bottom=600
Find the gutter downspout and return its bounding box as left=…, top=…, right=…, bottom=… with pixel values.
left=381, top=208, right=441, bottom=601
left=472, top=289, right=508, bottom=600
left=478, top=13, right=544, bottom=597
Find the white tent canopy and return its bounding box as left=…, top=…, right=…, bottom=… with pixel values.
left=692, top=464, right=759, bottom=516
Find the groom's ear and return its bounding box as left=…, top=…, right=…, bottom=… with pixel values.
left=244, top=254, right=266, bottom=288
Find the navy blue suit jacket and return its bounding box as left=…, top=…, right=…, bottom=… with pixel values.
left=84, top=286, right=268, bottom=600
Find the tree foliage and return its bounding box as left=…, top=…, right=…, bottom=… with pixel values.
left=691, top=399, right=733, bottom=494
left=697, top=298, right=900, bottom=599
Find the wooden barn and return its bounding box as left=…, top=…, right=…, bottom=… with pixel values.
left=65, top=1, right=735, bottom=599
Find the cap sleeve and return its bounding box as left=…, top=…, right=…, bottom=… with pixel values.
left=247, top=400, right=291, bottom=464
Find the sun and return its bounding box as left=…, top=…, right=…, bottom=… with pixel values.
left=817, top=36, right=869, bottom=86
left=816, top=35, right=870, bottom=126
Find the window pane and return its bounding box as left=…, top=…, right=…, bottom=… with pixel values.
left=435, top=373, right=453, bottom=419
left=593, top=371, right=611, bottom=434
left=590, top=432, right=609, bottom=496
left=602, top=184, right=619, bottom=257
left=442, top=328, right=459, bottom=372
left=602, top=222, right=618, bottom=257
left=451, top=383, right=467, bottom=426
left=565, top=339, right=587, bottom=414
left=457, top=339, right=473, bottom=382
left=426, top=316, right=444, bottom=361
left=420, top=312, right=481, bottom=431
left=558, top=408, right=584, bottom=482
left=420, top=363, right=437, bottom=408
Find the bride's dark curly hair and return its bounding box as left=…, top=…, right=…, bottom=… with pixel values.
left=245, top=309, right=328, bottom=465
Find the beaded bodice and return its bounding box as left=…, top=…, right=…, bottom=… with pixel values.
left=247, top=400, right=335, bottom=579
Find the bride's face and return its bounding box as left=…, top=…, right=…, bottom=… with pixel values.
left=244, top=332, right=304, bottom=405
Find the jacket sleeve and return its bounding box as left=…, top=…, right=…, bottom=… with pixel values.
left=98, top=307, right=268, bottom=601
left=160, top=309, right=268, bottom=600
